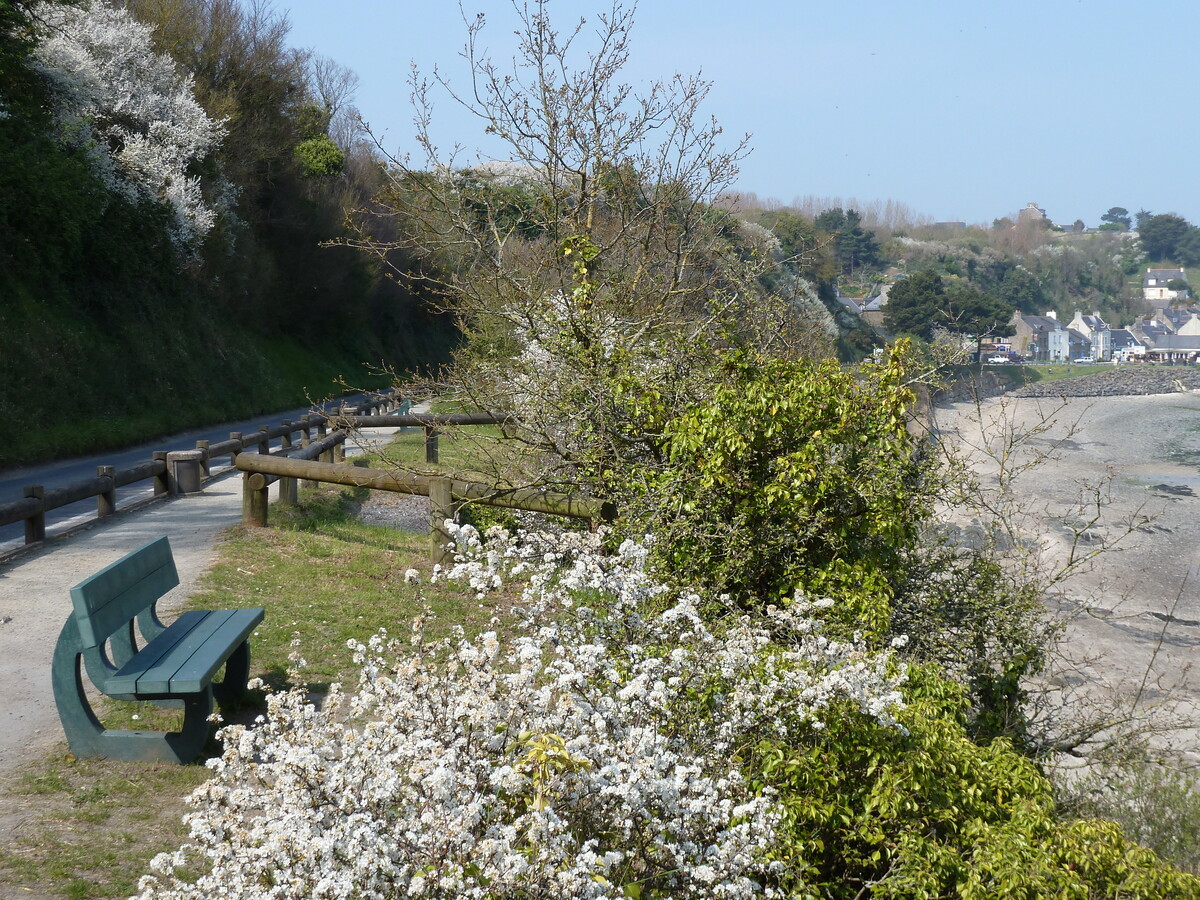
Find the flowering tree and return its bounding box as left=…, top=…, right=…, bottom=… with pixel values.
left=30, top=0, right=228, bottom=249
left=135, top=525, right=908, bottom=899
left=136, top=524, right=1200, bottom=898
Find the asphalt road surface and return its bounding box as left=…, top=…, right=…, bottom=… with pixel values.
left=0, top=398, right=378, bottom=552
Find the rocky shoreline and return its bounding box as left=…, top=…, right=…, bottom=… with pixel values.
left=1011, top=366, right=1200, bottom=399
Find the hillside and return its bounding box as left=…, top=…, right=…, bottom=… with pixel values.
left=0, top=0, right=455, bottom=467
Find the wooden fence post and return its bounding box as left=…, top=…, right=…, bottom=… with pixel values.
left=429, top=476, right=454, bottom=567
left=229, top=432, right=242, bottom=465
left=424, top=427, right=439, bottom=464
left=23, top=486, right=45, bottom=544
left=257, top=425, right=271, bottom=456
left=299, top=431, right=315, bottom=488
left=279, top=473, right=298, bottom=505
left=277, top=422, right=296, bottom=503
left=243, top=473, right=269, bottom=527
left=97, top=466, right=116, bottom=517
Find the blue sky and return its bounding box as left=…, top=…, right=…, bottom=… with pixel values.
left=281, top=0, right=1197, bottom=228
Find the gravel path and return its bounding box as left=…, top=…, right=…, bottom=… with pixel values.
left=0, top=471, right=251, bottom=772
left=0, top=423, right=406, bottom=776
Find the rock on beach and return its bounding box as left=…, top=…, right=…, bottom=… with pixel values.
left=1010, top=366, right=1200, bottom=399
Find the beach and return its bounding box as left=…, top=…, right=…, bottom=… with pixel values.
left=932, top=391, right=1200, bottom=761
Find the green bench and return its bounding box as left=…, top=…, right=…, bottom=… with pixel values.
left=51, top=536, right=265, bottom=763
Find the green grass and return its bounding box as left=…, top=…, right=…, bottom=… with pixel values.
left=374, top=422, right=520, bottom=482
left=960, top=361, right=1111, bottom=389
left=1021, top=362, right=1110, bottom=382
left=0, top=754, right=210, bottom=898
left=0, top=467, right=504, bottom=898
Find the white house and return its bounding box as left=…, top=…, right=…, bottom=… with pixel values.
left=1067, top=310, right=1112, bottom=360
left=1143, top=268, right=1189, bottom=304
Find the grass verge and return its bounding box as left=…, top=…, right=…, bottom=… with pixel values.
left=0, top=468, right=501, bottom=898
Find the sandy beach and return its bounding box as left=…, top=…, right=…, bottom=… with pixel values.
left=932, top=391, right=1200, bottom=760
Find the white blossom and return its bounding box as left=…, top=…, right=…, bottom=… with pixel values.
left=30, top=0, right=230, bottom=250
left=137, top=527, right=906, bottom=899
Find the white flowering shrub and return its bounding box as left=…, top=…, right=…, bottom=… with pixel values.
left=136, top=525, right=906, bottom=899
left=30, top=0, right=228, bottom=249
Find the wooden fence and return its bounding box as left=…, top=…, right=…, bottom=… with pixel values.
left=0, top=392, right=403, bottom=549
left=347, top=412, right=516, bottom=464
left=235, top=450, right=616, bottom=566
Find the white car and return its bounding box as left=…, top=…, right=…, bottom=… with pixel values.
left=1074, top=356, right=1096, bottom=363
left=986, top=355, right=1010, bottom=364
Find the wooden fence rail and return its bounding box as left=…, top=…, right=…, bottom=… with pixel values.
left=234, top=452, right=615, bottom=566
left=345, top=412, right=514, bottom=464
left=0, top=391, right=403, bottom=550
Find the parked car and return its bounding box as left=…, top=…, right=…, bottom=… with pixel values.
left=986, top=355, right=1010, bottom=365
left=1074, top=355, right=1096, bottom=363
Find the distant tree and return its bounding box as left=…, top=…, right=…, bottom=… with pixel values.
left=885, top=271, right=1012, bottom=343
left=1135, top=208, right=1153, bottom=231
left=814, top=207, right=882, bottom=274
left=943, top=282, right=1016, bottom=361
left=1100, top=206, right=1131, bottom=231
left=30, top=0, right=228, bottom=250
left=991, top=264, right=1045, bottom=314
left=757, top=210, right=839, bottom=281
left=883, top=270, right=945, bottom=339
left=1175, top=229, right=1200, bottom=269
left=305, top=55, right=361, bottom=150
left=1072, top=219, right=1085, bottom=233
left=1138, top=213, right=1193, bottom=261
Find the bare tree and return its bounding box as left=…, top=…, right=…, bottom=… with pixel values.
left=346, top=0, right=829, bottom=494
left=305, top=53, right=361, bottom=150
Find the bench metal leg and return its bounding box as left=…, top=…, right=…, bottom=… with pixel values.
left=51, top=620, right=213, bottom=764
left=212, top=639, right=252, bottom=707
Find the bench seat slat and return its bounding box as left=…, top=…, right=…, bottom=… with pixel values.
left=103, top=610, right=211, bottom=695
left=106, top=607, right=264, bottom=695
left=157, top=608, right=263, bottom=694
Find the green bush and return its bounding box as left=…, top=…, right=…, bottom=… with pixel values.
left=1065, top=757, right=1200, bottom=874
left=294, top=136, right=345, bottom=177
left=635, top=345, right=927, bottom=635
left=747, top=666, right=1200, bottom=898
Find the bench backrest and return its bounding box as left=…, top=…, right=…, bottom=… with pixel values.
left=69, top=536, right=179, bottom=649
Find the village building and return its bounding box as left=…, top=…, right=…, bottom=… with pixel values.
left=1067, top=310, right=1112, bottom=360
left=1009, top=310, right=1088, bottom=362
left=1109, top=328, right=1144, bottom=362
left=1143, top=268, right=1189, bottom=304
left=1017, top=202, right=1049, bottom=226
left=1128, top=308, right=1200, bottom=363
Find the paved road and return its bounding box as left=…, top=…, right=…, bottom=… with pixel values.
left=0, top=397, right=382, bottom=552
left=0, top=423, right=402, bottom=774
